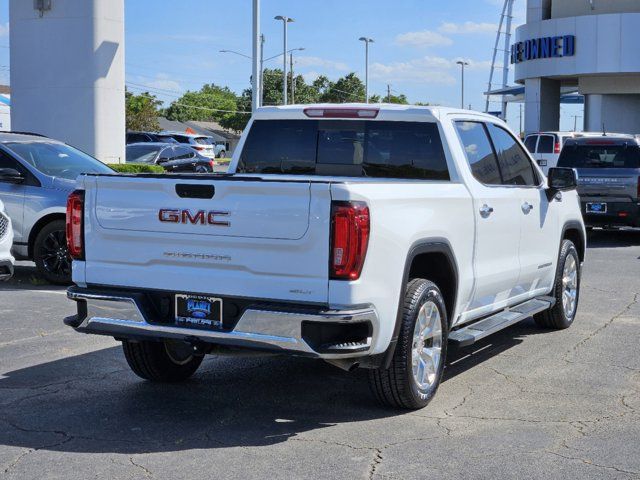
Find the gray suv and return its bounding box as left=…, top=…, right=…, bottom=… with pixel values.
left=0, top=132, right=113, bottom=283
left=557, top=135, right=640, bottom=228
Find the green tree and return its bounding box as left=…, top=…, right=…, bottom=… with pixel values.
left=165, top=84, right=237, bottom=124
left=219, top=90, right=252, bottom=133
left=386, top=93, right=409, bottom=104
left=125, top=90, right=161, bottom=132
left=320, top=73, right=366, bottom=103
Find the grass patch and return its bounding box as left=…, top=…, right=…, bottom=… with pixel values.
left=107, top=163, right=165, bottom=174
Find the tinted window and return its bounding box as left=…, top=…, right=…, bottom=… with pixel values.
left=238, top=120, right=449, bottom=180
left=171, top=135, right=190, bottom=144
left=537, top=135, right=554, bottom=154
left=455, top=121, right=502, bottom=185
left=126, top=145, right=161, bottom=163
left=172, top=146, right=196, bottom=160
left=194, top=137, right=210, bottom=145
left=524, top=135, right=538, bottom=153
left=127, top=133, right=148, bottom=144
left=558, top=144, right=640, bottom=169
left=154, top=135, right=178, bottom=144
left=0, top=150, right=21, bottom=170
left=487, top=124, right=538, bottom=186
left=4, top=142, right=112, bottom=180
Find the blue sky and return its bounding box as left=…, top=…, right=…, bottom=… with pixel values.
left=0, top=0, right=582, bottom=131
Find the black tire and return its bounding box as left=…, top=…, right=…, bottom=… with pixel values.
left=33, top=219, right=72, bottom=285
left=535, top=240, right=581, bottom=329
left=368, top=279, right=448, bottom=409
left=122, top=340, right=204, bottom=382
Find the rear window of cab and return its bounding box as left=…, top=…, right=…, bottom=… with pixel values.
left=237, top=119, right=450, bottom=180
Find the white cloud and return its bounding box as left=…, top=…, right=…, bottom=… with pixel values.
left=395, top=30, right=453, bottom=48
left=141, top=74, right=182, bottom=93
left=369, top=56, right=492, bottom=84
left=438, top=21, right=498, bottom=35
left=0, top=23, right=9, bottom=37
left=295, top=56, right=349, bottom=72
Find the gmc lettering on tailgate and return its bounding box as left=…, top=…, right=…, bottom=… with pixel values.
left=158, top=209, right=230, bottom=227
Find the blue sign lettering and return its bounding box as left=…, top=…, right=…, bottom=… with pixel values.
left=511, top=35, right=575, bottom=64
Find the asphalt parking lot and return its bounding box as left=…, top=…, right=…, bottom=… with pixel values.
left=1, top=230, right=639, bottom=480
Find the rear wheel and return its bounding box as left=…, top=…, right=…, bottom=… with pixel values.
left=33, top=219, right=72, bottom=285
left=369, top=279, right=447, bottom=409
left=535, top=240, right=580, bottom=329
left=122, top=340, right=204, bottom=382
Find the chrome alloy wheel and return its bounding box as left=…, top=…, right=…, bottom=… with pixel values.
left=411, top=300, right=443, bottom=390
left=562, top=254, right=578, bottom=319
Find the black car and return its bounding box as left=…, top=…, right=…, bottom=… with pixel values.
left=126, top=131, right=178, bottom=145
left=126, top=143, right=214, bottom=173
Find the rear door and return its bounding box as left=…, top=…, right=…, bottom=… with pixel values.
left=536, top=134, right=556, bottom=174
left=454, top=121, right=522, bottom=317
left=486, top=124, right=558, bottom=297
left=83, top=175, right=332, bottom=303
left=0, top=149, right=26, bottom=241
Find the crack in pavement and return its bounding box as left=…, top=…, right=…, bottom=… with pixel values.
left=565, top=292, right=639, bottom=362
left=129, top=456, right=154, bottom=478
left=367, top=448, right=383, bottom=480
left=545, top=449, right=640, bottom=477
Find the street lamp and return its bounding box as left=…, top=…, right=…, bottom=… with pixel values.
left=359, top=37, right=374, bottom=103
left=219, top=49, right=252, bottom=60
left=456, top=60, right=469, bottom=109
left=274, top=15, right=294, bottom=105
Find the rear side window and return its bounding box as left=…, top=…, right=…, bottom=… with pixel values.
left=537, top=135, right=554, bottom=154
left=558, top=144, right=640, bottom=169
left=454, top=121, right=502, bottom=185
left=194, top=137, right=210, bottom=145
left=238, top=120, right=449, bottom=180
left=487, top=124, right=539, bottom=186
left=524, top=135, right=538, bottom=153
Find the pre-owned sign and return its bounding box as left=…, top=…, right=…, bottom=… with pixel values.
left=510, top=35, right=575, bottom=64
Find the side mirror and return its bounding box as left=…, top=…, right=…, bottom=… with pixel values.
left=548, top=167, right=578, bottom=191
left=0, top=167, right=24, bottom=184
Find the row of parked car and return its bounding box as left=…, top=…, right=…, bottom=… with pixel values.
left=0, top=130, right=226, bottom=285
left=126, top=131, right=229, bottom=159
left=526, top=130, right=640, bottom=229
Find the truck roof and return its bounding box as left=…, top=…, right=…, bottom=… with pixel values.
left=253, top=103, right=498, bottom=122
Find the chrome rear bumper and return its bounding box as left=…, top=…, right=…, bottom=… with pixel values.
left=64, top=287, right=378, bottom=359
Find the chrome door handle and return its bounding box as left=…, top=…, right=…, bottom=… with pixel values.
left=479, top=204, right=494, bottom=218
left=521, top=202, right=534, bottom=214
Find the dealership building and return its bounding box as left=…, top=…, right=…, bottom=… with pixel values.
left=512, top=0, right=640, bottom=134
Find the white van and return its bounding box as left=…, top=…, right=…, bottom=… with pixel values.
left=524, top=131, right=603, bottom=174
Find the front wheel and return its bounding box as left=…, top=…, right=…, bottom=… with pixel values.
left=122, top=340, right=204, bottom=382
left=535, top=239, right=581, bottom=329
left=33, top=219, right=72, bottom=285
left=369, top=279, right=448, bottom=409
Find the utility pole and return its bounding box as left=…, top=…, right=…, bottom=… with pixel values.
left=359, top=37, right=374, bottom=103
left=290, top=52, right=295, bottom=104
left=519, top=103, right=523, bottom=135
left=259, top=34, right=265, bottom=107
left=387, top=84, right=391, bottom=103
left=456, top=60, right=469, bottom=109
left=573, top=115, right=582, bottom=131
left=251, top=0, right=261, bottom=112
left=274, top=15, right=294, bottom=105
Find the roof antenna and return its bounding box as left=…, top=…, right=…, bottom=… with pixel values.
left=602, top=123, right=606, bottom=136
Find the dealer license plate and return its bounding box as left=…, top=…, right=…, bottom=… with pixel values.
left=586, top=202, right=607, bottom=214
left=175, top=294, right=223, bottom=329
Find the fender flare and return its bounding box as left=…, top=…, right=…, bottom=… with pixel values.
left=560, top=220, right=586, bottom=263
left=380, top=238, right=459, bottom=369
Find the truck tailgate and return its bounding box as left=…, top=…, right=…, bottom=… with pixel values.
left=81, top=175, right=332, bottom=303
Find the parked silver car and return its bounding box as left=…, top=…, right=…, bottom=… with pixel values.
left=557, top=135, right=640, bottom=228
left=0, top=131, right=113, bottom=283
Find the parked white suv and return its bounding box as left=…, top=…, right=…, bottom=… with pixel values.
left=0, top=197, right=14, bottom=281
left=64, top=105, right=586, bottom=409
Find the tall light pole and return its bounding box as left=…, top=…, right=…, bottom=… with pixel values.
left=275, top=15, right=294, bottom=105
left=252, top=0, right=261, bottom=112
left=456, top=60, right=469, bottom=109
left=359, top=37, right=374, bottom=103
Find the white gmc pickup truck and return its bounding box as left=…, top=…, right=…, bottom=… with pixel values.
left=64, top=105, right=586, bottom=409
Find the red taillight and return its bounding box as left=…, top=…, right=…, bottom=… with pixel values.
left=304, top=108, right=379, bottom=119
left=330, top=202, right=370, bottom=280
left=554, top=141, right=561, bottom=154
left=209, top=159, right=215, bottom=168
left=194, top=145, right=205, bottom=151
left=66, top=190, right=84, bottom=260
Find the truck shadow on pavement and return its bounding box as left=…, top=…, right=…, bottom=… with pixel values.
left=0, top=320, right=542, bottom=455
left=586, top=228, right=640, bottom=249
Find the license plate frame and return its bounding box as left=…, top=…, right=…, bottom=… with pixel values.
left=175, top=294, right=223, bottom=330
left=586, top=202, right=607, bottom=214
